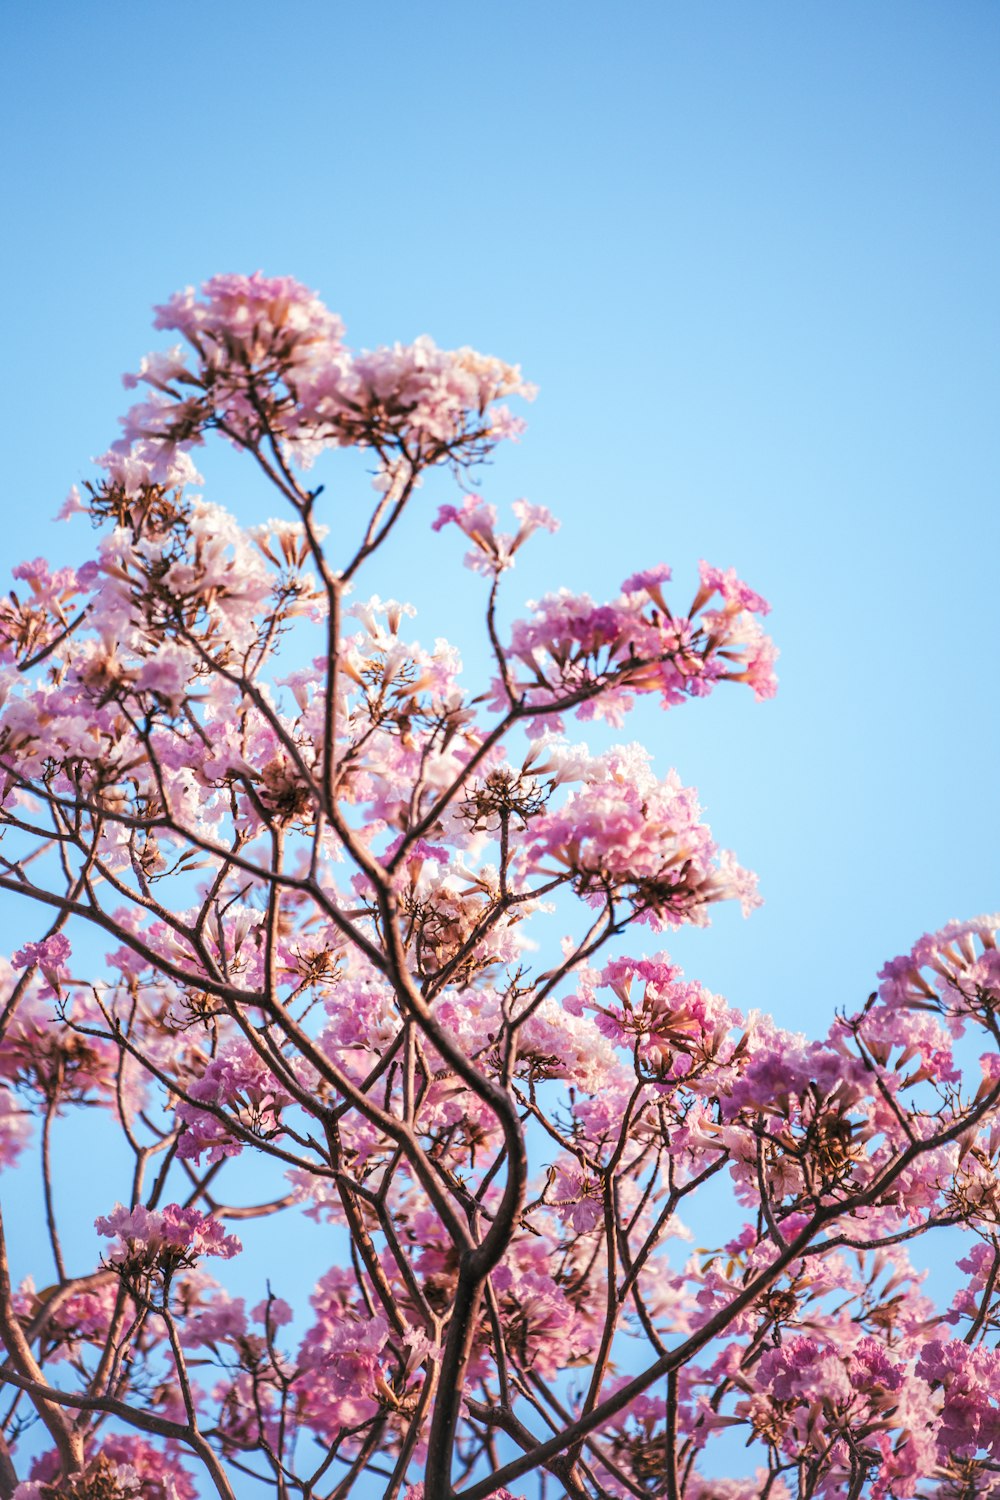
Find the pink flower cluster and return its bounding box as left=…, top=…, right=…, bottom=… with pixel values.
left=295, top=1268, right=394, bottom=1436
left=432, top=495, right=558, bottom=574
left=11, top=933, right=71, bottom=989
left=879, top=912, right=1000, bottom=1034
left=18, top=1434, right=196, bottom=1500
left=524, top=743, right=759, bottom=927
left=174, top=1041, right=292, bottom=1163
left=492, top=555, right=777, bottom=726
left=567, top=951, right=742, bottom=1079
left=0, top=983, right=122, bottom=1111
left=95, top=1202, right=241, bottom=1270
left=117, top=272, right=534, bottom=473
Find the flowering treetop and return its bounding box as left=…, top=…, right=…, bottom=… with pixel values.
left=0, top=273, right=996, bottom=1500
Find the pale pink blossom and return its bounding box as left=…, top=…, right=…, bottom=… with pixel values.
left=96, top=1202, right=241, bottom=1267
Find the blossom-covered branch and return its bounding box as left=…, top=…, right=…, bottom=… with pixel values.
left=0, top=274, right=995, bottom=1500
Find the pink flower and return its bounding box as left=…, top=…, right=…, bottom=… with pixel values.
left=54, top=484, right=87, bottom=522
left=511, top=498, right=559, bottom=540
left=134, top=644, right=196, bottom=712
left=916, top=1338, right=1000, bottom=1459
left=525, top=745, right=759, bottom=928
left=175, top=1042, right=292, bottom=1164
left=96, top=1202, right=241, bottom=1269
left=697, top=559, right=771, bottom=615
left=24, top=1435, right=196, bottom=1500
left=11, top=934, right=71, bottom=971
left=621, top=562, right=672, bottom=597
left=252, top=1295, right=293, bottom=1328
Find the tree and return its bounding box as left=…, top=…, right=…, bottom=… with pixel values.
left=0, top=273, right=997, bottom=1500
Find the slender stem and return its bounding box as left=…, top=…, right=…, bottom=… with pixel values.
left=40, top=1096, right=67, bottom=1283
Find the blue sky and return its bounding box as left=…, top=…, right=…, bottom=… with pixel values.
left=3, top=0, right=995, bottom=1024
left=1, top=0, right=998, bottom=1481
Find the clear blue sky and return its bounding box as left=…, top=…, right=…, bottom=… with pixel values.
left=1, top=0, right=998, bottom=1475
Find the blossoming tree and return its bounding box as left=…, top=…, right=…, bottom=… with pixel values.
left=0, top=275, right=998, bottom=1500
